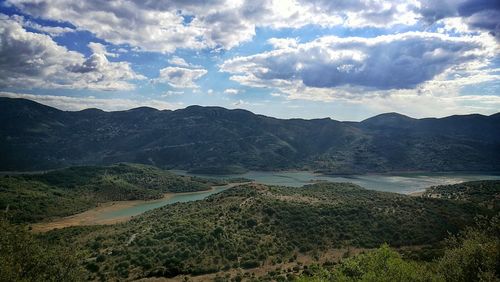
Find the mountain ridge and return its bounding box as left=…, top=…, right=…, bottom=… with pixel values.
left=2, top=97, right=499, bottom=120
left=1, top=97, right=499, bottom=172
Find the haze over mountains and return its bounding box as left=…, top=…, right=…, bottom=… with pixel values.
left=1, top=97, right=499, bottom=173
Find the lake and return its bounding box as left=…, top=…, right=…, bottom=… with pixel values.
left=97, top=184, right=233, bottom=221
left=172, top=170, right=500, bottom=194
left=95, top=171, right=500, bottom=222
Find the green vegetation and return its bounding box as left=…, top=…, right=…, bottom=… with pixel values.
left=1, top=173, right=498, bottom=281
left=0, top=163, right=232, bottom=223
left=40, top=182, right=492, bottom=280
left=298, top=215, right=499, bottom=282
left=188, top=165, right=249, bottom=175
left=2, top=98, right=499, bottom=173
left=422, top=180, right=500, bottom=210
left=0, top=218, right=84, bottom=281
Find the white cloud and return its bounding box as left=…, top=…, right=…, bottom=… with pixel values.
left=221, top=32, right=496, bottom=101
left=351, top=91, right=500, bottom=119
left=0, top=92, right=181, bottom=111
left=6, top=0, right=207, bottom=53
left=0, top=17, right=145, bottom=90
left=268, top=37, right=299, bottom=49
left=168, top=56, right=190, bottom=67
left=155, top=66, right=207, bottom=88
left=8, top=14, right=75, bottom=36
left=224, top=88, right=239, bottom=95
left=10, top=0, right=492, bottom=53
left=161, top=90, right=184, bottom=97
left=88, top=42, right=118, bottom=58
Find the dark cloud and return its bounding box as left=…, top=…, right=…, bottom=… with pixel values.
left=419, top=0, right=500, bottom=38
left=222, top=33, right=486, bottom=90
left=154, top=66, right=207, bottom=88
left=0, top=16, right=143, bottom=90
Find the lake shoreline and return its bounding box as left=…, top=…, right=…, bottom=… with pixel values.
left=30, top=183, right=248, bottom=233
left=29, top=169, right=500, bottom=232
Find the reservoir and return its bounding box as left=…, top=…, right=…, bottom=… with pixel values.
left=98, top=171, right=500, bottom=221
left=172, top=170, right=500, bottom=194
left=35, top=171, right=500, bottom=231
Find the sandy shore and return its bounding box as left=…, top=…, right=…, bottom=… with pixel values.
left=30, top=183, right=247, bottom=233
left=30, top=193, right=174, bottom=232
left=408, top=190, right=426, bottom=197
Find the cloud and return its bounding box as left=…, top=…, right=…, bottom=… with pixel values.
left=351, top=91, right=500, bottom=119
left=88, top=42, right=118, bottom=58
left=268, top=37, right=299, bottom=49
left=223, top=88, right=239, bottom=95
left=0, top=92, right=181, bottom=111
left=0, top=16, right=145, bottom=90
left=8, top=14, right=75, bottom=36
left=155, top=66, right=207, bottom=88
left=418, top=0, right=500, bottom=39
left=161, top=90, right=184, bottom=97
left=9, top=0, right=489, bottom=52
left=298, top=0, right=419, bottom=28
left=168, top=56, right=190, bottom=67
left=5, top=0, right=207, bottom=53
left=221, top=32, right=495, bottom=100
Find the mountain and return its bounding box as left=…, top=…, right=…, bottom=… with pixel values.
left=1, top=97, right=499, bottom=172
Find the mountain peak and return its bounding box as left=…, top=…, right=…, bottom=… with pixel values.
left=360, top=112, right=415, bottom=128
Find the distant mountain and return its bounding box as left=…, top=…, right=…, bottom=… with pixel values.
left=1, top=97, right=499, bottom=172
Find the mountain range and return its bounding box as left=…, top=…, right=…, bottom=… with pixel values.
left=1, top=97, right=499, bottom=173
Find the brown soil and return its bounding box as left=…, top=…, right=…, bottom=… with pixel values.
left=30, top=193, right=175, bottom=232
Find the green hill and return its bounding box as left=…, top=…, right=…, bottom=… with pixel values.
left=421, top=180, right=500, bottom=210
left=0, top=163, right=227, bottom=223
left=39, top=181, right=495, bottom=280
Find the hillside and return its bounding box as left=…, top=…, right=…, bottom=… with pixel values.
left=0, top=163, right=229, bottom=223
left=421, top=180, right=500, bottom=210
left=1, top=97, right=500, bottom=173
left=39, top=182, right=494, bottom=281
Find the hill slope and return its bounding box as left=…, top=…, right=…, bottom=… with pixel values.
left=0, top=163, right=225, bottom=223
left=1, top=97, right=499, bottom=172
left=422, top=180, right=500, bottom=210
left=41, top=181, right=497, bottom=280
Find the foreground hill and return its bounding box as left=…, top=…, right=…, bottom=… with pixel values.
left=421, top=180, right=500, bottom=210
left=1, top=97, right=500, bottom=172
left=39, top=181, right=498, bottom=281
left=0, top=163, right=228, bottom=223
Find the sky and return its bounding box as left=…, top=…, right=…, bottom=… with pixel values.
left=0, top=0, right=499, bottom=121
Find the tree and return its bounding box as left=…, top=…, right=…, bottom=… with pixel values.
left=0, top=218, right=84, bottom=281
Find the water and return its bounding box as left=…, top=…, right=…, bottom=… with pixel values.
left=172, top=170, right=500, bottom=194
left=98, top=185, right=231, bottom=220
left=97, top=171, right=500, bottom=221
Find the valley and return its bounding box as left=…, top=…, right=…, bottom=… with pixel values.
left=2, top=162, right=499, bottom=280
left=2, top=1, right=500, bottom=280
left=29, top=180, right=500, bottom=281
left=7, top=166, right=497, bottom=232
left=0, top=98, right=499, bottom=281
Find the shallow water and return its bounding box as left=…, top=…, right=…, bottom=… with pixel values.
left=98, top=171, right=500, bottom=221
left=98, top=185, right=231, bottom=220
left=172, top=170, right=500, bottom=194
